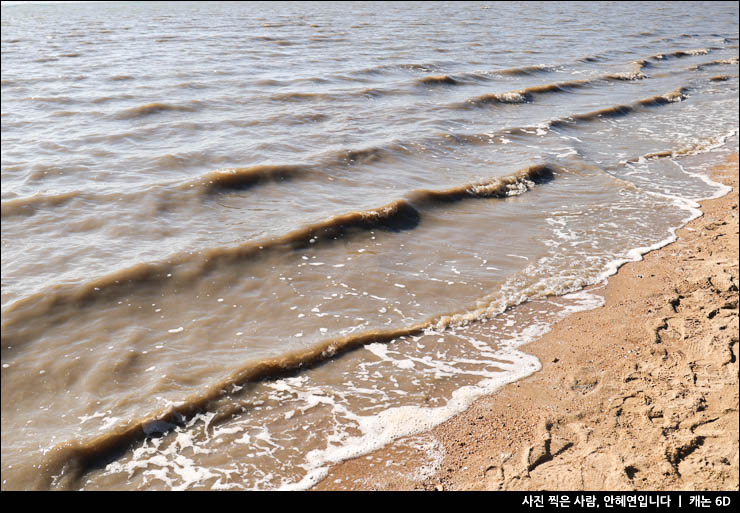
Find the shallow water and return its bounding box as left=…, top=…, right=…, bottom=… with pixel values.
left=1, top=1, right=738, bottom=490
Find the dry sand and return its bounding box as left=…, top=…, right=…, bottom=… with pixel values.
left=313, top=153, right=739, bottom=491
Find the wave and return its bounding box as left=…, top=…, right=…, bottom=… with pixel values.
left=357, top=62, right=442, bottom=75
left=329, top=144, right=412, bottom=165
left=245, top=48, right=710, bottom=110
left=688, top=56, right=739, bottom=71
left=649, top=48, right=711, bottom=61
left=478, top=48, right=708, bottom=89
left=114, top=102, right=199, bottom=120
left=268, top=55, right=612, bottom=93
left=92, top=94, right=137, bottom=104
left=414, top=68, right=554, bottom=86
left=636, top=86, right=688, bottom=106
left=550, top=104, right=627, bottom=126
left=606, top=59, right=649, bottom=80
left=199, top=143, right=411, bottom=188
left=494, top=64, right=554, bottom=76
left=605, top=71, right=647, bottom=81
left=577, top=55, right=605, bottom=63
left=1, top=164, right=556, bottom=340
left=415, top=47, right=693, bottom=87
left=187, top=144, right=408, bottom=195
left=33, top=320, right=430, bottom=489
left=194, top=165, right=309, bottom=194
left=463, top=79, right=591, bottom=107
left=269, top=91, right=333, bottom=102
left=409, top=164, right=555, bottom=204
left=439, top=86, right=691, bottom=145
left=619, top=132, right=739, bottom=165
left=1, top=191, right=82, bottom=218
left=549, top=87, right=688, bottom=127
left=465, top=90, right=529, bottom=105
left=353, top=62, right=554, bottom=83
left=459, top=67, right=655, bottom=109
left=632, top=58, right=652, bottom=72
left=416, top=74, right=459, bottom=86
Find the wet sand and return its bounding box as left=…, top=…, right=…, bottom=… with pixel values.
left=313, top=153, right=739, bottom=491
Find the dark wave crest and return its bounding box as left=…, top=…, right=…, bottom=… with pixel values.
left=464, top=79, right=591, bottom=107
left=688, top=56, right=739, bottom=71
left=416, top=74, right=459, bottom=85
left=1, top=191, right=82, bottom=218
left=198, top=165, right=309, bottom=193
left=114, top=102, right=199, bottom=120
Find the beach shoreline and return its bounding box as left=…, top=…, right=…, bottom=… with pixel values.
left=313, top=153, right=739, bottom=491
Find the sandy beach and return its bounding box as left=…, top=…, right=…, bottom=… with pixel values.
left=313, top=153, right=739, bottom=491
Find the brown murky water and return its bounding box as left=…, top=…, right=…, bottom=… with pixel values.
left=1, top=1, right=738, bottom=490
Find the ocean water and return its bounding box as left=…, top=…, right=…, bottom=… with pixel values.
left=1, top=1, right=738, bottom=490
